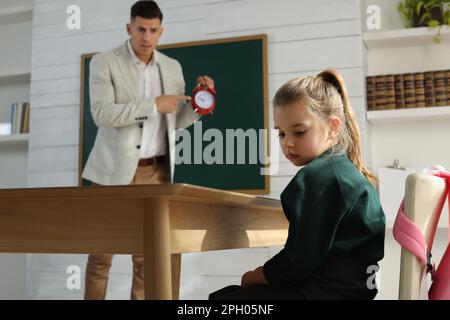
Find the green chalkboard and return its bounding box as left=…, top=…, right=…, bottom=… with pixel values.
left=79, top=35, right=269, bottom=194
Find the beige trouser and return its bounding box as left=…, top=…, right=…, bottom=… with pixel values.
left=84, top=163, right=169, bottom=300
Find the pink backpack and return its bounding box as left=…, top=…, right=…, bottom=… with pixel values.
left=393, top=170, right=450, bottom=300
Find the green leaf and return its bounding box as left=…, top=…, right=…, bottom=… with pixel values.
left=399, top=13, right=412, bottom=27
left=433, top=35, right=441, bottom=43
left=416, top=1, right=424, bottom=15
left=398, top=2, right=413, bottom=28
left=428, top=19, right=440, bottom=27
left=425, top=3, right=439, bottom=10
left=420, top=13, right=430, bottom=24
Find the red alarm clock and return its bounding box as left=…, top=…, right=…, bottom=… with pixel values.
left=191, top=84, right=216, bottom=115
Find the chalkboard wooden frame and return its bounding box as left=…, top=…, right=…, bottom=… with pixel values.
left=79, top=34, right=269, bottom=194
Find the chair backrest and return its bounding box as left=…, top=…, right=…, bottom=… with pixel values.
left=398, top=173, right=447, bottom=300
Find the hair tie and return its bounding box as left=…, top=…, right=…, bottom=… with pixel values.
left=318, top=72, right=345, bottom=105
left=319, top=73, right=342, bottom=96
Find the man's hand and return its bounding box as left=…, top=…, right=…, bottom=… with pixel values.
left=156, top=95, right=191, bottom=114
left=241, top=266, right=269, bottom=289
left=196, top=75, right=215, bottom=90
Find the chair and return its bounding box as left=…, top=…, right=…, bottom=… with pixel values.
left=397, top=173, right=448, bottom=300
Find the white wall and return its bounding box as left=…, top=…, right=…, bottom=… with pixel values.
left=363, top=0, right=404, bottom=32
left=0, top=22, right=32, bottom=75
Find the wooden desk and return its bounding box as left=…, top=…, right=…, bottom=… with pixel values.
left=0, top=183, right=287, bottom=299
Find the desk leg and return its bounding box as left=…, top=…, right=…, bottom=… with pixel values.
left=171, top=253, right=181, bottom=300
left=144, top=198, right=172, bottom=300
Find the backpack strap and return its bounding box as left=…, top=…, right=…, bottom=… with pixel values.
left=393, top=200, right=436, bottom=279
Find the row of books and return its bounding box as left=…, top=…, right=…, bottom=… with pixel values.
left=367, top=70, right=450, bottom=111
left=10, top=102, right=30, bottom=134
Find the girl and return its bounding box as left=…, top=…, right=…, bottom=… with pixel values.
left=209, top=69, right=386, bottom=300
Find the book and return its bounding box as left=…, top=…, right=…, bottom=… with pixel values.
left=366, top=76, right=376, bottom=111
left=22, top=103, right=30, bottom=133
left=403, top=73, right=416, bottom=108
left=10, top=103, right=21, bottom=134
left=394, top=74, right=405, bottom=109
left=434, top=70, right=447, bottom=107
left=424, top=71, right=435, bottom=107
left=414, top=72, right=426, bottom=108
left=375, top=75, right=386, bottom=110
left=9, top=102, right=30, bottom=134
left=385, top=75, right=396, bottom=109
left=9, top=103, right=16, bottom=134
left=445, top=70, right=450, bottom=106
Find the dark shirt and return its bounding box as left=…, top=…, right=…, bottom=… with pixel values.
left=263, top=149, right=386, bottom=297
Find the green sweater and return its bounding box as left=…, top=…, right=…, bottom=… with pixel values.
left=263, top=149, right=386, bottom=289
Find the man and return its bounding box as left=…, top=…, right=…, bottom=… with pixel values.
left=82, top=0, right=214, bottom=300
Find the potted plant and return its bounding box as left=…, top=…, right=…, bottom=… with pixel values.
left=398, top=0, right=450, bottom=43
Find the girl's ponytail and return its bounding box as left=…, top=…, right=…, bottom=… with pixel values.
left=318, top=69, right=377, bottom=185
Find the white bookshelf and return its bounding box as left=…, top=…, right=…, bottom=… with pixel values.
left=0, top=70, right=31, bottom=85
left=363, top=26, right=450, bottom=49
left=0, top=134, right=29, bottom=146
left=0, top=1, right=32, bottom=194
left=0, top=2, right=32, bottom=147
left=367, top=106, right=450, bottom=123
left=363, top=21, right=450, bottom=234
left=363, top=26, right=450, bottom=122
left=0, top=2, right=33, bottom=124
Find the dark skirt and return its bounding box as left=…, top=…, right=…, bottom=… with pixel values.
left=209, top=256, right=378, bottom=300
